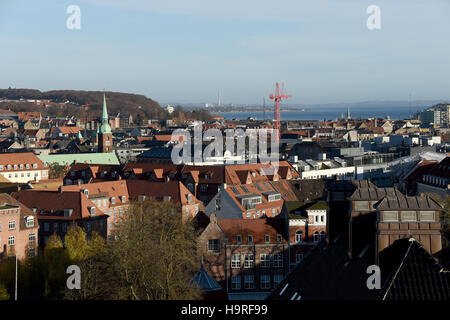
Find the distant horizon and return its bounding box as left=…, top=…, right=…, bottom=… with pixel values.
left=1, top=87, right=449, bottom=109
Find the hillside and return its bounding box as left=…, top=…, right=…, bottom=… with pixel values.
left=0, top=88, right=165, bottom=119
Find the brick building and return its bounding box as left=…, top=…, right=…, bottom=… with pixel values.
left=0, top=193, right=39, bottom=259
left=199, top=215, right=289, bottom=300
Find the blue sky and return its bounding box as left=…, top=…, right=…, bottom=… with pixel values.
left=0, top=0, right=449, bottom=105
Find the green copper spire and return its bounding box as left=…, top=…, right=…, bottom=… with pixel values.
left=100, top=93, right=112, bottom=134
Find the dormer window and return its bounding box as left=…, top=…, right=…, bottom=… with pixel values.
left=64, top=209, right=73, bottom=217
left=138, top=195, right=147, bottom=202
left=33, top=163, right=37, bottom=169
left=26, top=164, right=30, bottom=169
left=0, top=165, right=3, bottom=171
left=163, top=196, right=171, bottom=202
left=19, top=164, right=24, bottom=169
left=25, top=216, right=35, bottom=228
left=120, top=196, right=126, bottom=203
left=187, top=194, right=192, bottom=203
left=110, top=197, right=116, bottom=204
left=89, top=207, right=96, bottom=215
left=83, top=189, right=89, bottom=197
left=13, top=164, right=18, bottom=170
left=7, top=164, right=11, bottom=170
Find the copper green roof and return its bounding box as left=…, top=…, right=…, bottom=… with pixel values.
left=38, top=153, right=120, bottom=166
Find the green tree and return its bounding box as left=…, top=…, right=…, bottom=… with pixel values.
left=44, top=233, right=69, bottom=299
left=65, top=224, right=89, bottom=263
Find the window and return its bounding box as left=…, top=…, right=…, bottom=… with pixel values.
left=9, top=221, right=16, bottom=230
left=29, top=233, right=36, bottom=243
left=244, top=254, right=254, bottom=268
left=231, top=254, right=241, bottom=268
left=62, top=223, right=67, bottom=233
left=260, top=274, right=270, bottom=289
left=236, top=235, right=242, bottom=244
left=354, top=201, right=369, bottom=211
left=295, top=230, right=303, bottom=242
left=320, top=231, right=326, bottom=241
left=401, top=211, right=416, bottom=222
left=28, top=247, right=36, bottom=257
left=277, top=234, right=282, bottom=244
left=383, top=211, right=398, bottom=221
left=420, top=211, right=435, bottom=222
left=260, top=254, right=270, bottom=268
left=208, top=239, right=219, bottom=252
left=44, top=223, right=49, bottom=232
left=231, top=276, right=241, bottom=290
left=296, top=252, right=304, bottom=264
left=8, top=236, right=15, bottom=246
left=90, top=207, right=96, bottom=215
left=320, top=215, right=324, bottom=222
left=0, top=165, right=3, bottom=171
left=264, top=234, right=270, bottom=244
left=25, top=216, right=34, bottom=228
left=200, top=184, right=207, bottom=193
left=273, top=254, right=283, bottom=267
left=273, top=274, right=283, bottom=287
left=33, top=163, right=37, bottom=169
left=111, top=197, right=116, bottom=204
left=244, top=275, right=254, bottom=289
left=313, top=232, right=320, bottom=242
left=248, top=235, right=253, bottom=244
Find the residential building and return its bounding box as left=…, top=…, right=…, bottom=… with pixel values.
left=0, top=152, right=49, bottom=183
left=198, top=215, right=289, bottom=300
left=0, top=193, right=38, bottom=260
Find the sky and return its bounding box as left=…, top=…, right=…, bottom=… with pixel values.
left=0, top=0, right=449, bottom=105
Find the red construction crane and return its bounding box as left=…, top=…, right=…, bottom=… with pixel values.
left=269, top=82, right=291, bottom=142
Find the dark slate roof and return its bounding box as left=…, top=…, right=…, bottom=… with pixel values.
left=349, top=187, right=403, bottom=201
left=191, top=266, right=223, bottom=292
left=326, top=179, right=376, bottom=192
left=380, top=238, right=450, bottom=300
left=267, top=233, right=379, bottom=300
left=136, top=146, right=173, bottom=159
left=377, top=194, right=442, bottom=210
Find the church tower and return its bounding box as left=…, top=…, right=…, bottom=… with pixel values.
left=98, top=93, right=113, bottom=153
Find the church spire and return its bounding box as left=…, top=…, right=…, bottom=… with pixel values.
left=99, top=92, right=112, bottom=134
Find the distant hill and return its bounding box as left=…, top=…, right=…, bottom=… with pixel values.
left=0, top=88, right=165, bottom=119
